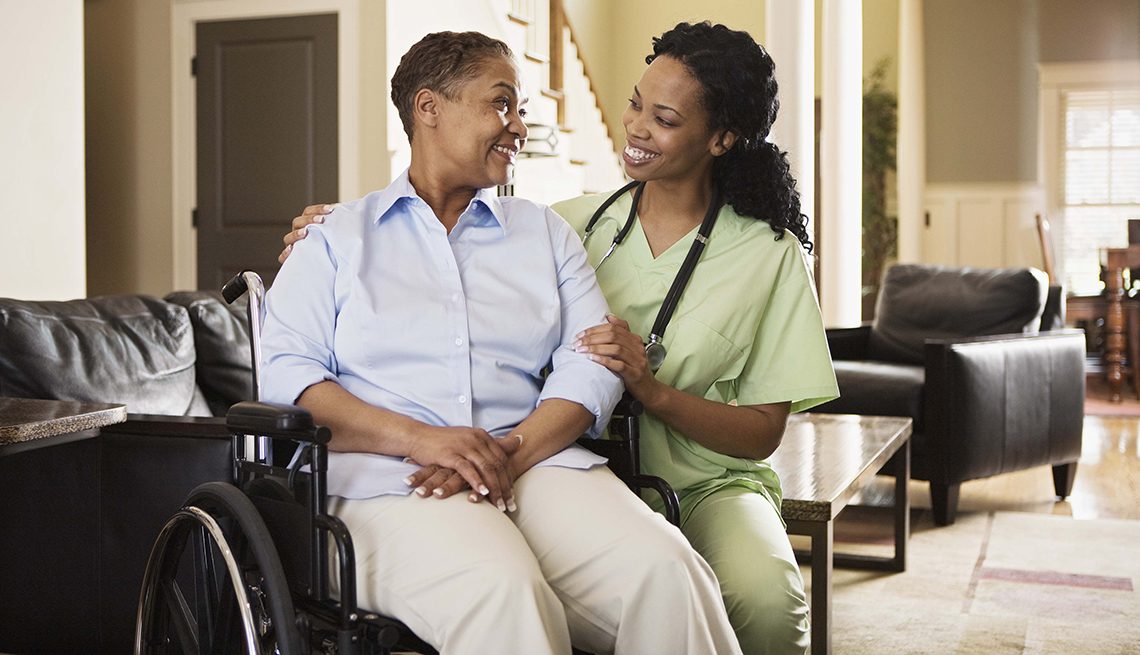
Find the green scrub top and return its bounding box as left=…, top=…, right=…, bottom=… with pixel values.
left=552, top=191, right=839, bottom=526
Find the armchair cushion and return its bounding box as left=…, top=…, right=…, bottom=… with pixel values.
left=868, top=264, right=1049, bottom=365
left=817, top=361, right=925, bottom=432
left=0, top=295, right=210, bottom=416
left=165, top=291, right=253, bottom=416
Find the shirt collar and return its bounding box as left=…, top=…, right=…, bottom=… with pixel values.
left=373, top=168, right=508, bottom=235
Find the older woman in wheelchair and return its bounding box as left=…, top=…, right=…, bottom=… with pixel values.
left=242, top=31, right=742, bottom=655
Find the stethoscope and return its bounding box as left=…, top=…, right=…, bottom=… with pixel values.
left=582, top=180, right=722, bottom=372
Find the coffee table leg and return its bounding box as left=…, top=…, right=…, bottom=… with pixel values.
left=810, top=520, right=833, bottom=655
left=893, top=438, right=910, bottom=572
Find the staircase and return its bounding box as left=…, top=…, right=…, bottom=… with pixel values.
left=492, top=0, right=626, bottom=204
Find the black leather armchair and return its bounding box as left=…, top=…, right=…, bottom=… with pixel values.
left=815, top=264, right=1085, bottom=525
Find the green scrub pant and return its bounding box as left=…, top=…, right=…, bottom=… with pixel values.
left=681, top=486, right=810, bottom=655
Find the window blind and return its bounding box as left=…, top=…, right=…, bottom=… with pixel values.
left=1062, top=88, right=1140, bottom=295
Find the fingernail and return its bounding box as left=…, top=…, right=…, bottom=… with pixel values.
left=433, top=488, right=444, bottom=497
left=298, top=227, right=307, bottom=237
left=314, top=215, right=325, bottom=223
left=468, top=492, right=480, bottom=502
left=497, top=500, right=507, bottom=512
left=507, top=499, right=517, bottom=512
left=573, top=339, right=582, bottom=348
left=575, top=345, right=587, bottom=353
left=575, top=331, right=584, bottom=339
left=517, top=434, right=524, bottom=446
left=323, top=204, right=335, bottom=212
left=589, top=355, right=602, bottom=362
left=479, top=485, right=490, bottom=496
left=285, top=244, right=292, bottom=252
left=402, top=476, right=413, bottom=485
left=415, top=486, right=428, bottom=497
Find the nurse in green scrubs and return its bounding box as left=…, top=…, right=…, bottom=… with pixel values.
left=282, top=22, right=837, bottom=655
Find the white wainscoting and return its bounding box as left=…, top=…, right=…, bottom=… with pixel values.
left=922, top=183, right=1048, bottom=271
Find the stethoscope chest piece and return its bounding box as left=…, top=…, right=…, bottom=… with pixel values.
left=645, top=336, right=667, bottom=372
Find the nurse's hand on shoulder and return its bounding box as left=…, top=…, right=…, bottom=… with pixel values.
left=574, top=314, right=664, bottom=403
left=279, top=203, right=336, bottom=263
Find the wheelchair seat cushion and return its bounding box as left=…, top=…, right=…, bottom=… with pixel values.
left=165, top=291, right=253, bottom=416
left=815, top=360, right=926, bottom=432
left=867, top=264, right=1048, bottom=365
left=0, top=295, right=210, bottom=416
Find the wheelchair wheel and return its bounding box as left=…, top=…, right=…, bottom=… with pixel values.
left=135, top=481, right=303, bottom=655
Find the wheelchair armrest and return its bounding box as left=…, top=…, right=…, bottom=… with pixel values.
left=629, top=475, right=680, bottom=527
left=226, top=401, right=331, bottom=445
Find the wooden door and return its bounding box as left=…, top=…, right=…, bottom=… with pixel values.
left=195, top=14, right=338, bottom=290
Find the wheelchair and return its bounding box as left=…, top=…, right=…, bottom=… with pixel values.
left=134, top=271, right=679, bottom=655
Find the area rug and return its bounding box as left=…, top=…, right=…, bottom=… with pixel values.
left=812, top=511, right=1140, bottom=654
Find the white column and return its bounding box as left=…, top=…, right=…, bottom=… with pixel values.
left=897, top=0, right=925, bottom=263
left=765, top=0, right=815, bottom=241
left=820, top=0, right=863, bottom=328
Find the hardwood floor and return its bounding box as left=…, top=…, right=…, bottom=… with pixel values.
left=850, top=415, right=1140, bottom=522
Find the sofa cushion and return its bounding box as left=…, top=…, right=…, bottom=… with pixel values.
left=0, top=295, right=210, bottom=416
left=815, top=361, right=926, bottom=433
left=867, top=264, right=1048, bottom=365
left=164, top=291, right=253, bottom=417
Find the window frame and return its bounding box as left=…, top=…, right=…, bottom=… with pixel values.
left=1038, top=60, right=1140, bottom=294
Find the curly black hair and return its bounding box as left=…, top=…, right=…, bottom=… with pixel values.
left=648, top=22, right=812, bottom=252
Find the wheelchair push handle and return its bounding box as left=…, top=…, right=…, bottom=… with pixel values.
left=222, top=270, right=266, bottom=402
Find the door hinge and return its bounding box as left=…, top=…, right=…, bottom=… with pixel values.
left=191, top=57, right=197, bottom=77
left=924, top=211, right=931, bottom=227
left=192, top=207, right=199, bottom=228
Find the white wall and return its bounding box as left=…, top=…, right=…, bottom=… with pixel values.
left=0, top=0, right=86, bottom=300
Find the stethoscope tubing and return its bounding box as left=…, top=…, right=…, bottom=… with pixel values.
left=580, top=182, right=721, bottom=371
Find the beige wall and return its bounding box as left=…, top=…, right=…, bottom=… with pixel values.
left=1, top=0, right=86, bottom=300
left=596, top=1, right=766, bottom=152
left=924, top=0, right=1140, bottom=184
left=864, top=0, right=899, bottom=93
left=85, top=0, right=173, bottom=298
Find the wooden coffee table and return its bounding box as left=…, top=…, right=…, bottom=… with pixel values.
left=769, top=413, right=913, bottom=655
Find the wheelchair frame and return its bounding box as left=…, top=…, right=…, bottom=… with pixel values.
left=135, top=270, right=679, bottom=655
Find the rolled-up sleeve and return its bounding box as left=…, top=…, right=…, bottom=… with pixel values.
left=261, top=227, right=341, bottom=405
left=537, top=208, right=623, bottom=437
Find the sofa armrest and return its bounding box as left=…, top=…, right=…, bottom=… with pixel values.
left=826, top=325, right=872, bottom=361
left=922, top=330, right=1085, bottom=485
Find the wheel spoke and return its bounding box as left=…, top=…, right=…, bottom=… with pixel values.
left=161, top=578, right=200, bottom=655
left=195, top=525, right=219, bottom=655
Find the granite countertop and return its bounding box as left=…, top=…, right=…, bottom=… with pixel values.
left=0, top=397, right=128, bottom=446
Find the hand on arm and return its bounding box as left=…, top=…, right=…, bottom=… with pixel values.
left=279, top=203, right=337, bottom=263
left=297, top=381, right=519, bottom=510
left=575, top=314, right=791, bottom=460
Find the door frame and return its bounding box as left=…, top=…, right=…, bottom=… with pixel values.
left=172, top=0, right=362, bottom=290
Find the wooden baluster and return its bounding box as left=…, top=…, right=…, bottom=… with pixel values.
left=549, top=0, right=564, bottom=126
left=1106, top=249, right=1127, bottom=403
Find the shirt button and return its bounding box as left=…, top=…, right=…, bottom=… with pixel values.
left=451, top=294, right=460, bottom=302
left=455, top=337, right=463, bottom=346
left=458, top=395, right=467, bottom=404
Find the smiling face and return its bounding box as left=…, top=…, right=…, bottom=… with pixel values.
left=621, top=55, right=733, bottom=184
left=430, top=56, right=529, bottom=189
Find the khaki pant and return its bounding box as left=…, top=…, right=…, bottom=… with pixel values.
left=329, top=466, right=742, bottom=655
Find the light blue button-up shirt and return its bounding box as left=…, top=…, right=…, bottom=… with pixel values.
left=261, top=169, right=621, bottom=499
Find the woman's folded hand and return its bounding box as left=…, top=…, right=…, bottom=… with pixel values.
left=406, top=429, right=522, bottom=512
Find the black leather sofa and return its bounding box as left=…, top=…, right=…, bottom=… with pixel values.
left=0, top=291, right=251, bottom=654
left=814, top=264, right=1086, bottom=526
